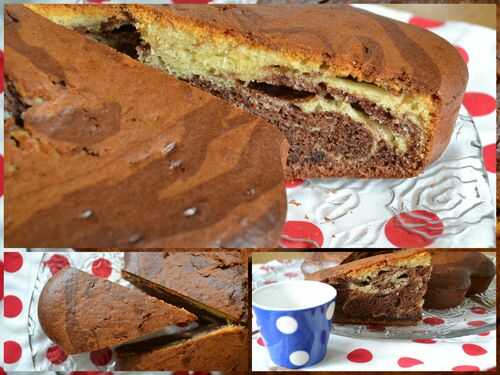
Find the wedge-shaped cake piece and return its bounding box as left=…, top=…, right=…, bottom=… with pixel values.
left=115, top=325, right=248, bottom=371
left=38, top=267, right=197, bottom=354
left=307, top=249, right=432, bottom=325
left=27, top=4, right=468, bottom=178
left=4, top=5, right=286, bottom=248
left=123, top=251, right=247, bottom=322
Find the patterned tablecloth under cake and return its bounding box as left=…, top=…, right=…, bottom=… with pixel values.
left=251, top=258, right=497, bottom=372
left=0, top=250, right=225, bottom=373
left=0, top=2, right=496, bottom=248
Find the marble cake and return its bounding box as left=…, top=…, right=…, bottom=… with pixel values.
left=28, top=4, right=468, bottom=179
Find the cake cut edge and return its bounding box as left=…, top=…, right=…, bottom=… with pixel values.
left=24, top=4, right=468, bottom=179
left=307, top=249, right=432, bottom=326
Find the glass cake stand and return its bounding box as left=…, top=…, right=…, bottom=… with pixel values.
left=301, top=252, right=497, bottom=339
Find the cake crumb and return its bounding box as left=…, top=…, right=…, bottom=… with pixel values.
left=184, top=207, right=198, bottom=217
left=246, top=188, right=256, bottom=197
left=79, top=209, right=93, bottom=219
left=128, top=233, right=143, bottom=244
left=169, top=160, right=183, bottom=170
left=162, top=141, right=176, bottom=156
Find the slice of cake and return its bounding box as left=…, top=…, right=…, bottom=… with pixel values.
left=123, top=251, right=247, bottom=322
left=28, top=4, right=468, bottom=178
left=5, top=5, right=287, bottom=248
left=38, top=267, right=197, bottom=354
left=115, top=325, right=248, bottom=371
left=307, top=249, right=432, bottom=325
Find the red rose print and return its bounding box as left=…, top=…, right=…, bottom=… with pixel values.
left=4, top=295, right=23, bottom=318
left=409, top=16, right=444, bottom=28
left=463, top=344, right=487, bottom=356
left=4, top=341, right=22, bottom=364
left=423, top=317, right=445, bottom=326
left=463, top=92, right=496, bottom=117
left=285, top=179, right=305, bottom=188
left=5, top=252, right=23, bottom=273
left=44, top=255, right=70, bottom=275
left=347, top=348, right=373, bottom=363
left=281, top=220, right=324, bottom=248
left=385, top=210, right=443, bottom=247
left=90, top=348, right=113, bottom=366
left=46, top=345, right=67, bottom=365
left=398, top=357, right=424, bottom=368
left=91, top=258, right=112, bottom=278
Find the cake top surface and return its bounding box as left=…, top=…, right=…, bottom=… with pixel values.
left=123, top=251, right=247, bottom=322
left=38, top=267, right=197, bottom=354
left=5, top=5, right=287, bottom=248
left=430, top=250, right=495, bottom=277
left=308, top=249, right=431, bottom=281
left=29, top=4, right=468, bottom=96
left=129, top=4, right=468, bottom=97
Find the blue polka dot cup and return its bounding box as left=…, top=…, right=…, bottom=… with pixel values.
left=252, top=280, right=337, bottom=369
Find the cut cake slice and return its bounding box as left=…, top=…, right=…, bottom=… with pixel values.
left=307, top=249, right=432, bottom=325
left=38, top=267, right=197, bottom=354
left=123, top=251, right=247, bottom=322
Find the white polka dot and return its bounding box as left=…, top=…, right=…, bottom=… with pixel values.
left=289, top=350, right=310, bottom=366
left=326, top=302, right=335, bottom=320
left=276, top=316, right=298, bottom=334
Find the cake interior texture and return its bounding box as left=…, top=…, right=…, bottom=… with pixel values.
left=26, top=4, right=468, bottom=179
left=313, top=251, right=432, bottom=325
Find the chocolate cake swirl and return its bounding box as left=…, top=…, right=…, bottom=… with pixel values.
left=308, top=249, right=432, bottom=325
left=4, top=5, right=287, bottom=248
left=27, top=4, right=468, bottom=179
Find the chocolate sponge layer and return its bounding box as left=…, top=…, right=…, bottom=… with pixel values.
left=188, top=76, right=425, bottom=178
left=308, top=249, right=432, bottom=325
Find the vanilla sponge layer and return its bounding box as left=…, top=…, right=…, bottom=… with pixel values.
left=297, top=96, right=408, bottom=152
left=137, top=20, right=433, bottom=129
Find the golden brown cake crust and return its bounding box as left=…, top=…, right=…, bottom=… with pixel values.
left=128, top=4, right=468, bottom=165
left=5, top=5, right=287, bottom=248
left=38, top=267, right=197, bottom=354
left=123, top=251, right=247, bottom=322
left=307, top=249, right=431, bottom=281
